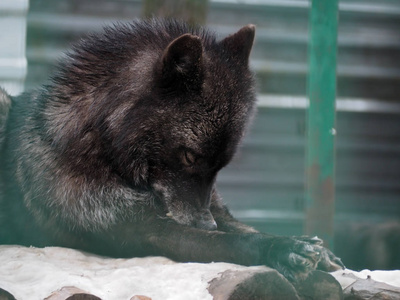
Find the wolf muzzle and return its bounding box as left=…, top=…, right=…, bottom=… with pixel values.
left=195, top=210, right=217, bottom=231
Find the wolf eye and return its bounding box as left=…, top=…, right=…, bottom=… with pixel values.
left=182, top=150, right=196, bottom=167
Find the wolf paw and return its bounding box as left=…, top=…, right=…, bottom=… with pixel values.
left=264, top=236, right=343, bottom=282
left=294, top=236, right=345, bottom=272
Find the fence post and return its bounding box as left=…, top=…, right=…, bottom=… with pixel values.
left=305, top=0, right=339, bottom=249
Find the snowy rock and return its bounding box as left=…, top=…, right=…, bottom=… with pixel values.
left=0, top=245, right=345, bottom=300
left=332, top=269, right=400, bottom=300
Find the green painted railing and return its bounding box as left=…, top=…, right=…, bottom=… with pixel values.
left=305, top=0, right=339, bottom=249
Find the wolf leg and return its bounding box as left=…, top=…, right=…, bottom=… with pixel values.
left=211, top=203, right=345, bottom=276
left=87, top=219, right=335, bottom=282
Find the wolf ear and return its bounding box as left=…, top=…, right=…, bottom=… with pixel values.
left=159, top=34, right=204, bottom=92
left=220, top=24, right=255, bottom=62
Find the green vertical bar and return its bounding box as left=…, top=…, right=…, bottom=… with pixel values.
left=305, top=0, right=339, bottom=249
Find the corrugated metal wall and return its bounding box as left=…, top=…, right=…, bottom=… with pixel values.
left=24, top=0, right=400, bottom=236
left=0, top=0, right=28, bottom=96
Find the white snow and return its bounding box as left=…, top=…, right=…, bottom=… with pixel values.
left=0, top=245, right=251, bottom=300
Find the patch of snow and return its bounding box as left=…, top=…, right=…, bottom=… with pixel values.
left=0, top=245, right=249, bottom=300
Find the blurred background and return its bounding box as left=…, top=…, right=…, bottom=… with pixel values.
left=1, top=0, right=399, bottom=270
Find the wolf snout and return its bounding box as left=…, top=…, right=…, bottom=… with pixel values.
left=195, top=211, right=217, bottom=231
left=196, top=218, right=217, bottom=231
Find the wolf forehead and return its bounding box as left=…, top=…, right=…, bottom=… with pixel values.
left=50, top=19, right=256, bottom=153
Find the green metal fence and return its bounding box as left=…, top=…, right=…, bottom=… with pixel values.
left=305, top=0, right=339, bottom=249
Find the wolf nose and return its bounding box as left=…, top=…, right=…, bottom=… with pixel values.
left=196, top=219, right=217, bottom=231
left=195, top=209, right=217, bottom=231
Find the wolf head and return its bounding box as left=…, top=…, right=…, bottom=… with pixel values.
left=46, top=20, right=256, bottom=231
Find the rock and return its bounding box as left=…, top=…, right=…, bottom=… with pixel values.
left=45, top=286, right=101, bottom=300
left=208, top=266, right=300, bottom=300
left=130, top=296, right=152, bottom=300
left=293, top=270, right=344, bottom=300
left=0, top=288, right=16, bottom=300
left=332, top=272, right=400, bottom=300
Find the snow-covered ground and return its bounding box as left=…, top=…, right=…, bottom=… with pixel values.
left=0, top=246, right=255, bottom=300
left=0, top=245, right=399, bottom=300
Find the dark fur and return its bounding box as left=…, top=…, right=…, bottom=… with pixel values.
left=0, top=19, right=343, bottom=281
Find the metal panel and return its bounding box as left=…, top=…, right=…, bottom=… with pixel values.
left=218, top=107, right=400, bottom=235
left=0, top=0, right=28, bottom=96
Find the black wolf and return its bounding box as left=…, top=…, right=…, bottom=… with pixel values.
left=0, top=19, right=343, bottom=281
